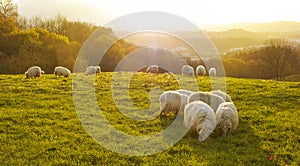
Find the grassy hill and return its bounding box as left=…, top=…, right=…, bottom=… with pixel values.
left=0, top=73, right=299, bottom=165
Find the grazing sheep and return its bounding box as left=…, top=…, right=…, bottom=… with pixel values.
left=146, top=65, right=159, bottom=74
left=215, top=102, right=239, bottom=136
left=176, top=89, right=194, bottom=96
left=211, top=90, right=232, bottom=102
left=196, top=65, right=206, bottom=76
left=25, top=66, right=43, bottom=78
left=159, top=91, right=189, bottom=116
left=209, top=68, right=216, bottom=76
left=86, top=66, right=101, bottom=75
left=184, top=101, right=217, bottom=141
left=182, top=65, right=194, bottom=76
left=54, top=66, right=71, bottom=77
left=188, top=92, right=225, bottom=113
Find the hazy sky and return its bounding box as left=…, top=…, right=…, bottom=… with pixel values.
left=15, top=0, right=300, bottom=27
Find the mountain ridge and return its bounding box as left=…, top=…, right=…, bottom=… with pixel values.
left=203, top=21, right=300, bottom=32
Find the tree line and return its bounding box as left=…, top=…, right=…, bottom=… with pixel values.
left=0, top=0, right=136, bottom=74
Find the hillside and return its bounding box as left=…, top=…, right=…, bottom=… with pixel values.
left=204, top=21, right=300, bottom=32
left=0, top=73, right=299, bottom=165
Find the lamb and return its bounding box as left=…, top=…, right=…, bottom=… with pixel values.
left=159, top=91, right=189, bottom=116
left=184, top=101, right=217, bottom=141
left=176, top=89, right=194, bottom=96
left=211, top=90, right=232, bottom=102
left=86, top=66, right=101, bottom=75
left=54, top=66, right=71, bottom=77
left=182, top=65, right=194, bottom=76
left=25, top=66, right=43, bottom=78
left=146, top=65, right=159, bottom=74
left=209, top=67, right=216, bottom=76
left=188, top=92, right=225, bottom=113
left=215, top=102, right=239, bottom=136
left=196, top=65, right=206, bottom=76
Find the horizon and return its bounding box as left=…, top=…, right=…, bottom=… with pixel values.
left=15, top=0, right=300, bottom=30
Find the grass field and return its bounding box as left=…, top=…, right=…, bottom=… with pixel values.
left=0, top=73, right=299, bottom=165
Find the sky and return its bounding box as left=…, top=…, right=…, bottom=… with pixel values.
left=15, top=0, right=300, bottom=28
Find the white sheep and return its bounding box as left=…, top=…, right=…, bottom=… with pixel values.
left=25, top=66, right=43, bottom=78
left=211, top=90, right=232, bottom=102
left=86, top=66, right=101, bottom=75
left=159, top=91, right=189, bottom=116
left=182, top=65, right=194, bottom=76
left=184, top=101, right=217, bottom=141
left=196, top=65, right=206, bottom=76
left=215, top=102, right=239, bottom=136
left=176, top=89, right=194, bottom=96
left=146, top=65, right=159, bottom=74
left=209, top=67, right=216, bottom=76
left=54, top=66, right=71, bottom=77
left=188, top=92, right=225, bottom=113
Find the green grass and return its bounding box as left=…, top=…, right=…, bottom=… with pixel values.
left=0, top=73, right=299, bottom=165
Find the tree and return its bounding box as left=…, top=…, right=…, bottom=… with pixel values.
left=0, top=0, right=18, bottom=33
left=17, top=15, right=98, bottom=44
left=0, top=28, right=81, bottom=74
left=255, top=39, right=299, bottom=80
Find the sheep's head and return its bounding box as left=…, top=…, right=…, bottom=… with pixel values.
left=25, top=72, right=29, bottom=78
left=96, top=68, right=101, bottom=74
left=160, top=106, right=176, bottom=116
left=217, top=119, right=232, bottom=136
left=159, top=95, right=167, bottom=116
left=193, top=117, right=205, bottom=134
left=36, top=71, right=41, bottom=77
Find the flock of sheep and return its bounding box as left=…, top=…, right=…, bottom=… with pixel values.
left=24, top=65, right=101, bottom=78
left=25, top=64, right=233, bottom=141
left=146, top=64, right=217, bottom=76
left=181, top=64, right=217, bottom=76
left=159, top=89, right=238, bottom=141
left=25, top=64, right=215, bottom=78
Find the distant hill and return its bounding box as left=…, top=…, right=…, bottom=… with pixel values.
left=204, top=21, right=300, bottom=32
left=123, top=28, right=300, bottom=53
left=205, top=29, right=263, bottom=38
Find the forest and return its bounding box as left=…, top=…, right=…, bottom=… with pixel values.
left=0, top=0, right=299, bottom=80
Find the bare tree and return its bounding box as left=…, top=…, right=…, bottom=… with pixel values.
left=0, top=0, right=18, bottom=19
left=256, top=39, right=299, bottom=80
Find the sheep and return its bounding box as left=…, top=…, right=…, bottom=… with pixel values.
left=54, top=66, right=71, bottom=77
left=196, top=65, right=206, bottom=76
left=146, top=65, right=159, bottom=74
left=188, top=92, right=225, bottom=113
left=215, top=102, right=239, bottom=136
left=182, top=65, right=194, bottom=76
left=86, top=66, right=101, bottom=75
left=159, top=91, right=189, bottom=116
left=176, top=89, right=194, bottom=96
left=25, top=66, right=43, bottom=79
left=209, top=67, right=216, bottom=76
left=211, top=90, right=232, bottom=102
left=184, top=101, right=217, bottom=141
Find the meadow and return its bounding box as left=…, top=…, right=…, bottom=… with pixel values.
left=0, top=73, right=299, bottom=165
